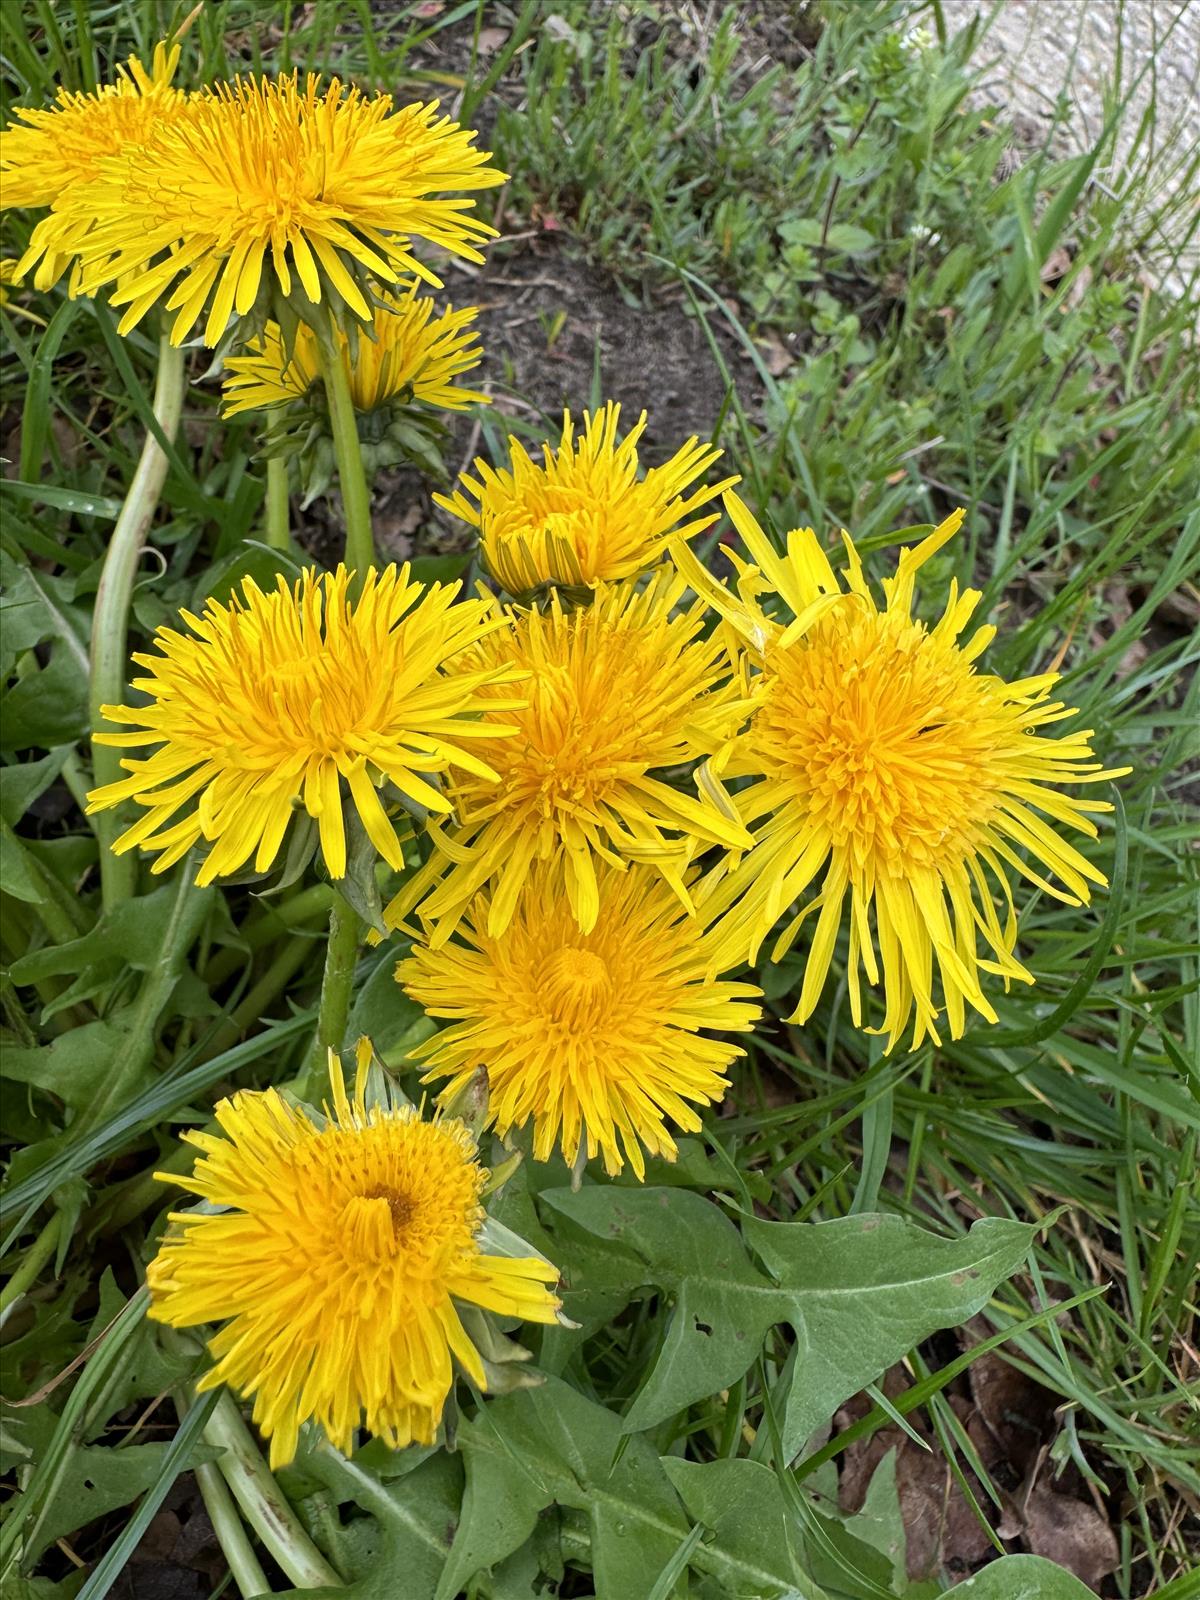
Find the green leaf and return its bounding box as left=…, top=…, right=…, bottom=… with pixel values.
left=1, top=1018, right=135, bottom=1112
left=1, top=1012, right=314, bottom=1246
left=3, top=1574, right=86, bottom=1599
left=0, top=649, right=89, bottom=751
left=19, top=301, right=81, bottom=485
left=779, top=219, right=824, bottom=247
left=285, top=1446, right=463, bottom=1598
left=409, top=552, right=472, bottom=587
left=442, top=1377, right=691, bottom=1600
left=0, top=827, right=54, bottom=906
left=743, top=1209, right=1036, bottom=1456
left=0, top=559, right=91, bottom=672
left=776, top=219, right=875, bottom=256
left=825, top=223, right=877, bottom=255
left=9, top=881, right=215, bottom=990
left=21, top=1428, right=216, bottom=1567
left=82, top=1272, right=203, bottom=1426
left=847, top=1450, right=907, bottom=1590
left=659, top=1458, right=821, bottom=1599
left=541, top=1188, right=1034, bottom=1457
left=0, top=748, right=73, bottom=827
left=330, top=807, right=388, bottom=936
left=346, top=950, right=434, bottom=1059
left=942, top=1555, right=1097, bottom=1598
left=0, top=480, right=124, bottom=520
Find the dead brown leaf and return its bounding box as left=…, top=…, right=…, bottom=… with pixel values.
left=1021, top=1481, right=1119, bottom=1589
left=840, top=1422, right=995, bottom=1581
left=755, top=331, right=797, bottom=376
left=1041, top=246, right=1072, bottom=283
left=967, top=1349, right=1052, bottom=1478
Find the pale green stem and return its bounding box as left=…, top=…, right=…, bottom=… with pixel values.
left=0, top=1213, right=62, bottom=1321
left=90, top=335, right=187, bottom=910
left=304, top=889, right=361, bottom=1089
left=265, top=453, right=291, bottom=551
left=313, top=331, right=374, bottom=581
left=204, top=1389, right=341, bottom=1590
left=189, top=1450, right=273, bottom=1598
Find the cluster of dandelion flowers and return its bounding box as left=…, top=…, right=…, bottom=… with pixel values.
left=0, top=42, right=188, bottom=290
left=399, top=861, right=761, bottom=1179
left=680, top=493, right=1129, bottom=1051
left=437, top=402, right=739, bottom=594
left=86, top=565, right=526, bottom=886
left=382, top=569, right=755, bottom=946
left=59, top=72, right=505, bottom=347
left=147, top=1050, right=561, bottom=1468
left=222, top=283, right=488, bottom=417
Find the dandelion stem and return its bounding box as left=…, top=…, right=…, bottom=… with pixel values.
left=314, top=330, right=374, bottom=583
left=204, top=1389, right=341, bottom=1590
left=264, top=454, right=291, bottom=551
left=90, top=333, right=187, bottom=910
left=306, top=889, right=361, bottom=1083
left=0, top=1213, right=62, bottom=1321
left=188, top=1450, right=273, bottom=1599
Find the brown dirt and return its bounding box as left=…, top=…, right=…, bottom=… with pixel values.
left=460, top=245, right=758, bottom=461
left=296, top=236, right=762, bottom=567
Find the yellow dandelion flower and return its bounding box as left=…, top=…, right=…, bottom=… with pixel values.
left=0, top=257, right=21, bottom=305
left=59, top=72, right=504, bottom=347
left=436, top=402, right=739, bottom=594
left=221, top=282, right=487, bottom=417
left=85, top=565, right=526, bottom=886
left=382, top=570, right=754, bottom=945
left=1, top=42, right=189, bottom=290
left=147, top=1048, right=561, bottom=1468
left=678, top=492, right=1129, bottom=1051
left=399, top=861, right=761, bottom=1179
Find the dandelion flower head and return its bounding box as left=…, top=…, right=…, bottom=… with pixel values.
left=437, top=403, right=738, bottom=594
left=1, top=42, right=189, bottom=290
left=61, top=72, right=505, bottom=346
left=382, top=569, right=754, bottom=946
left=400, top=860, right=760, bottom=1179
left=86, top=565, right=525, bottom=885
left=679, top=492, right=1128, bottom=1050
left=222, top=282, right=487, bottom=417
left=147, top=1048, right=561, bottom=1467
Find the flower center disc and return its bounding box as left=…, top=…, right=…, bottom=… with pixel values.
left=542, top=946, right=612, bottom=1026
left=762, top=617, right=1001, bottom=871
left=339, top=1187, right=414, bottom=1260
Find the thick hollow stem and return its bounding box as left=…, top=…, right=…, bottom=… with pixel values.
left=203, top=1389, right=341, bottom=1590
left=264, top=454, right=291, bottom=552
left=90, top=335, right=187, bottom=910
left=314, top=332, right=374, bottom=581
left=189, top=1451, right=273, bottom=1599
left=305, top=890, right=362, bottom=1086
